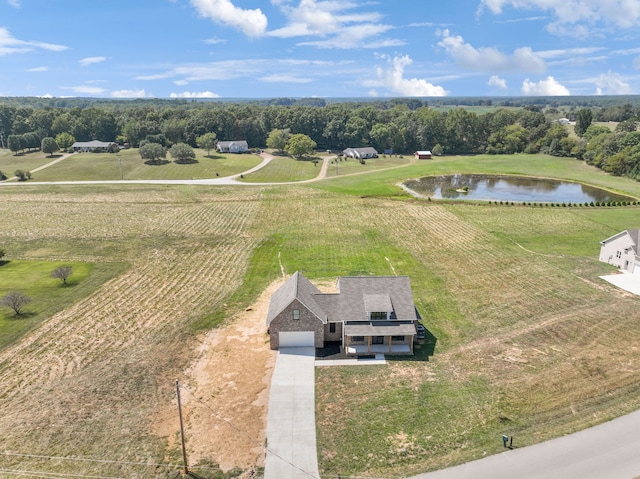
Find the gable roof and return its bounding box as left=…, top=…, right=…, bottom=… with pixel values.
left=218, top=140, right=248, bottom=149
left=601, top=229, right=640, bottom=251
left=267, top=272, right=418, bottom=325
left=72, top=140, right=115, bottom=148
left=266, top=272, right=327, bottom=325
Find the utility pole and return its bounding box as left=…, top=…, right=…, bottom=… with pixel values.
left=175, top=380, right=189, bottom=475
left=117, top=154, right=123, bottom=180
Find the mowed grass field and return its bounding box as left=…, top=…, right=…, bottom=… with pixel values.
left=1, top=148, right=263, bottom=181
left=0, top=153, right=639, bottom=477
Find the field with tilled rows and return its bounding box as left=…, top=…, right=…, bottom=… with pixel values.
left=0, top=156, right=639, bottom=478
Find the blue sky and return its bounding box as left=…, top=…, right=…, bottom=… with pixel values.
left=2, top=0, right=640, bottom=98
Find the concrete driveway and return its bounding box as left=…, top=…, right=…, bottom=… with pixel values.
left=264, top=347, right=320, bottom=479
left=600, top=271, right=640, bottom=296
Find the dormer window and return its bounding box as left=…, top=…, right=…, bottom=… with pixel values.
left=370, top=311, right=388, bottom=320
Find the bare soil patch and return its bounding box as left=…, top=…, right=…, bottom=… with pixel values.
left=152, top=280, right=282, bottom=471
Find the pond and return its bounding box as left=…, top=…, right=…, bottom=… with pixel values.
left=402, top=174, right=636, bottom=204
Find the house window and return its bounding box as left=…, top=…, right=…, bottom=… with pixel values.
left=370, top=311, right=388, bottom=320
left=292, top=309, right=300, bottom=320
left=329, top=323, right=336, bottom=333
left=372, top=336, right=384, bottom=344
left=616, top=251, right=622, bottom=258
left=351, top=336, right=365, bottom=342
left=391, top=335, right=405, bottom=341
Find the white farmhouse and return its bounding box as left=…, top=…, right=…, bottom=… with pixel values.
left=599, top=229, right=640, bottom=274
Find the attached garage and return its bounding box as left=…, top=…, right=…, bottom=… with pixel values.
left=278, top=331, right=315, bottom=348
left=633, top=263, right=640, bottom=275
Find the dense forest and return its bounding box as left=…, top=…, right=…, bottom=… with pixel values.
left=1, top=96, right=639, bottom=181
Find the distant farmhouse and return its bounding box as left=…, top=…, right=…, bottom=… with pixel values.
left=266, top=271, right=421, bottom=356
left=217, top=140, right=249, bottom=154
left=72, top=140, right=117, bottom=152
left=415, top=150, right=432, bottom=160
left=599, top=229, right=640, bottom=274
left=342, top=147, right=378, bottom=159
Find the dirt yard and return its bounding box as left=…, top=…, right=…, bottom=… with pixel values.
left=153, top=280, right=283, bottom=471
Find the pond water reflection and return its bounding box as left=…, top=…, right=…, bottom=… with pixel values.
left=403, top=174, right=635, bottom=203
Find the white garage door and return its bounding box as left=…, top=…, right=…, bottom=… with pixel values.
left=633, top=263, right=640, bottom=275
left=279, top=331, right=315, bottom=348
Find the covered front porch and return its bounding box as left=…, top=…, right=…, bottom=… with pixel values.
left=343, top=321, right=416, bottom=356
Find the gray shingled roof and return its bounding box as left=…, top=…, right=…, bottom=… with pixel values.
left=267, top=272, right=418, bottom=325
left=601, top=229, right=640, bottom=251
left=266, top=272, right=327, bottom=325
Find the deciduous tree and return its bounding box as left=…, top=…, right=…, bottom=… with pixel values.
left=266, top=128, right=290, bottom=153
left=286, top=133, right=316, bottom=159
left=55, top=132, right=75, bottom=150
left=139, top=142, right=166, bottom=165
left=169, top=143, right=196, bottom=164
left=574, top=109, right=593, bottom=137
left=196, top=132, right=217, bottom=156
left=41, top=137, right=59, bottom=157
left=51, top=266, right=73, bottom=285
left=1, top=291, right=31, bottom=315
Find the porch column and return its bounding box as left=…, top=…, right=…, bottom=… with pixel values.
left=388, top=336, right=392, bottom=353
left=367, top=336, right=371, bottom=353
left=410, top=336, right=414, bottom=354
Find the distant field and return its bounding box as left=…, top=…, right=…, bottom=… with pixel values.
left=240, top=154, right=321, bottom=182
left=8, top=148, right=262, bottom=181
left=0, top=154, right=639, bottom=478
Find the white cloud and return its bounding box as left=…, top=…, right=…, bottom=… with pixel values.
left=38, top=93, right=53, bottom=98
left=204, top=37, right=227, bottom=45
left=260, top=74, right=312, bottom=83
left=170, top=91, right=220, bottom=98
left=522, top=76, right=570, bottom=95
left=480, top=0, right=640, bottom=35
left=64, top=85, right=107, bottom=95
left=190, top=0, right=267, bottom=37
left=111, top=89, right=150, bottom=98
left=373, top=54, right=448, bottom=97
left=26, top=66, right=48, bottom=72
left=0, top=27, right=67, bottom=56
left=634, top=56, right=640, bottom=70
left=595, top=71, right=634, bottom=95
left=8, top=0, right=20, bottom=7
left=79, top=56, right=107, bottom=66
left=437, top=29, right=545, bottom=73
left=269, top=0, right=401, bottom=49
left=488, top=75, right=507, bottom=88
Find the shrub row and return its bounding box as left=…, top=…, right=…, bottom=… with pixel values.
left=485, top=200, right=640, bottom=207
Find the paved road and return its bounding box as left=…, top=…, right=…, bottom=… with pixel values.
left=410, top=409, right=640, bottom=479
left=264, top=347, right=320, bottom=479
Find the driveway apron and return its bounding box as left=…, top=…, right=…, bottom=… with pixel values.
left=264, top=347, right=320, bottom=479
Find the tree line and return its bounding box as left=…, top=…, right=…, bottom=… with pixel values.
left=1, top=99, right=639, bottom=181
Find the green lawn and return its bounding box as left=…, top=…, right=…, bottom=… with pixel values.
left=0, top=260, right=126, bottom=350
left=0, top=149, right=60, bottom=178
left=324, top=154, right=412, bottom=177
left=240, top=154, right=322, bottom=182
left=32, top=148, right=263, bottom=181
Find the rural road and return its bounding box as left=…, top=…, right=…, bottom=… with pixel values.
left=410, top=409, right=640, bottom=479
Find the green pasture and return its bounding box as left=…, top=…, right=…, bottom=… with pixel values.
left=324, top=154, right=412, bottom=177
left=0, top=149, right=58, bottom=177
left=240, top=154, right=321, bottom=182
left=31, top=149, right=263, bottom=181
left=0, top=260, right=124, bottom=350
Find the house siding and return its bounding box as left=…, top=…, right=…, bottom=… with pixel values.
left=268, top=298, right=325, bottom=350
left=599, top=233, right=637, bottom=272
